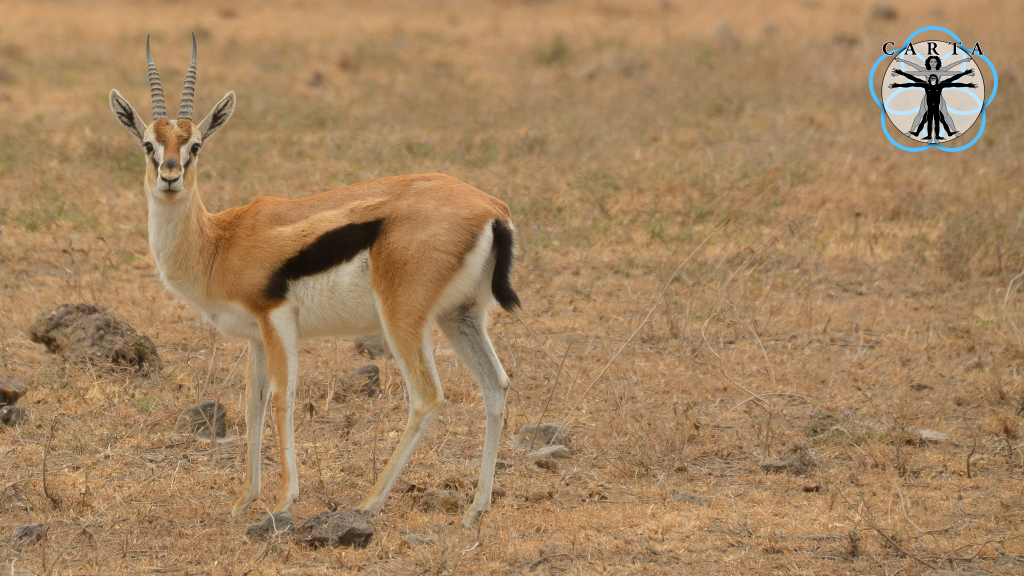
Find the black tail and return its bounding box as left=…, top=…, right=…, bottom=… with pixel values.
left=490, top=219, right=521, bottom=312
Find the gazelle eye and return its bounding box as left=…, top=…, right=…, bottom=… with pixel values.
left=191, top=143, right=201, bottom=155
left=144, top=142, right=154, bottom=154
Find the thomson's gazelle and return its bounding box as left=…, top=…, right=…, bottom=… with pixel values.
left=109, top=35, right=519, bottom=528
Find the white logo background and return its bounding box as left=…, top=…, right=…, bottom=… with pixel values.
left=881, top=41, right=985, bottom=144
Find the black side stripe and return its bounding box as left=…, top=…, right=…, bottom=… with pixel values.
left=490, top=220, right=520, bottom=312
left=264, top=219, right=384, bottom=300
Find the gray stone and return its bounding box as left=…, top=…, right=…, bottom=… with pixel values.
left=515, top=422, right=572, bottom=448
left=0, top=406, right=26, bottom=428
left=674, top=492, right=710, bottom=506
left=527, top=445, right=572, bottom=460
left=470, top=458, right=510, bottom=471
left=245, top=511, right=295, bottom=539
left=352, top=365, right=380, bottom=397
left=28, top=303, right=162, bottom=375
left=8, top=523, right=44, bottom=548
left=916, top=428, right=953, bottom=443
left=760, top=454, right=813, bottom=475
left=417, top=489, right=461, bottom=514
left=173, top=400, right=227, bottom=440
left=406, top=533, right=436, bottom=548
left=0, top=375, right=27, bottom=406
left=296, top=509, right=373, bottom=549
left=354, top=334, right=390, bottom=358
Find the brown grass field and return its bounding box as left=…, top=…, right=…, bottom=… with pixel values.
left=2, top=0, right=1024, bottom=574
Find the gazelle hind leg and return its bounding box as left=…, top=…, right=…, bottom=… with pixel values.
left=262, top=308, right=301, bottom=512
left=232, top=340, right=271, bottom=516
left=358, top=322, right=444, bottom=514
left=437, top=305, right=510, bottom=528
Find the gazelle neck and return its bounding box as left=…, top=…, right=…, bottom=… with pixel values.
left=147, top=186, right=217, bottom=300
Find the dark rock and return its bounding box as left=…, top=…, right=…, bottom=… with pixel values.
left=470, top=458, right=509, bottom=471
left=406, top=533, right=435, bottom=548
left=245, top=511, right=295, bottom=539
left=351, top=365, right=380, bottom=397
left=28, top=304, right=162, bottom=375
left=534, top=458, right=559, bottom=472
left=296, top=509, right=373, bottom=549
left=674, top=492, right=710, bottom=506
left=354, top=334, right=390, bottom=358
left=871, top=4, right=897, bottom=20
left=417, top=489, right=461, bottom=514
left=0, top=375, right=27, bottom=406
left=173, top=400, right=227, bottom=440
left=760, top=453, right=813, bottom=475
left=526, top=490, right=554, bottom=502
left=527, top=445, right=572, bottom=460
left=0, top=406, right=26, bottom=428
left=515, top=422, right=572, bottom=448
left=9, top=523, right=44, bottom=548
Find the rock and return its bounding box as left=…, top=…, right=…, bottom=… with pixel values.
left=416, top=489, right=461, bottom=514
left=674, top=492, right=710, bottom=506
left=534, top=458, right=559, bottom=472
left=527, top=445, right=572, bottom=460
left=470, top=458, right=509, bottom=471
left=349, top=365, right=380, bottom=397
left=0, top=406, right=26, bottom=428
left=760, top=454, right=813, bottom=475
left=871, top=4, right=898, bottom=21
left=296, top=509, right=373, bottom=549
left=245, top=511, right=295, bottom=539
left=173, top=400, right=227, bottom=440
left=354, top=334, right=390, bottom=358
left=28, top=303, right=162, bottom=375
left=0, top=375, right=27, bottom=406
left=9, top=523, right=44, bottom=548
left=915, top=428, right=953, bottom=443
left=491, top=486, right=507, bottom=499
left=515, top=422, right=572, bottom=448
left=406, top=533, right=435, bottom=548
left=526, top=490, right=554, bottom=502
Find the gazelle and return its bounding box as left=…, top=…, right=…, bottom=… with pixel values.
left=109, top=35, right=519, bottom=528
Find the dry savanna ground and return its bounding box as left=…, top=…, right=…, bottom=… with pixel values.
left=2, top=0, right=1024, bottom=574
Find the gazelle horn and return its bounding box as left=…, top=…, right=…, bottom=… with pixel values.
left=147, top=35, right=167, bottom=119
left=177, top=33, right=197, bottom=121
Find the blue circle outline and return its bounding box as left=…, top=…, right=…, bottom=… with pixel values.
left=869, top=26, right=998, bottom=152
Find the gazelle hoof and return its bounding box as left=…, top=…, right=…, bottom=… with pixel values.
left=232, top=500, right=253, bottom=517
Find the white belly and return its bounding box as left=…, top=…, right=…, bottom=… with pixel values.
left=170, top=251, right=381, bottom=342
left=289, top=251, right=381, bottom=338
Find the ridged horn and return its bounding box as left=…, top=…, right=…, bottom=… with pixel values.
left=177, top=32, right=197, bottom=120
left=147, top=35, right=167, bottom=119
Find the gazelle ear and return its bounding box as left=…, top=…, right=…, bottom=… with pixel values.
left=197, top=91, right=235, bottom=142
left=109, top=89, right=147, bottom=146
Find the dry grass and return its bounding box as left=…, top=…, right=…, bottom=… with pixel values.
left=2, top=0, right=1024, bottom=574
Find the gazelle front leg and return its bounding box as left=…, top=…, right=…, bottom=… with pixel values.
left=261, top=307, right=301, bottom=512
left=232, top=340, right=271, bottom=516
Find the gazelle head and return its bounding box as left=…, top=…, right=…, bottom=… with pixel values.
left=109, top=34, right=235, bottom=200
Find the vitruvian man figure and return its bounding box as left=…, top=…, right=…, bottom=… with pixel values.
left=889, top=61, right=977, bottom=142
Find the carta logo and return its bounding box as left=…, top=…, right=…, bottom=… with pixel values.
left=870, top=27, right=997, bottom=152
